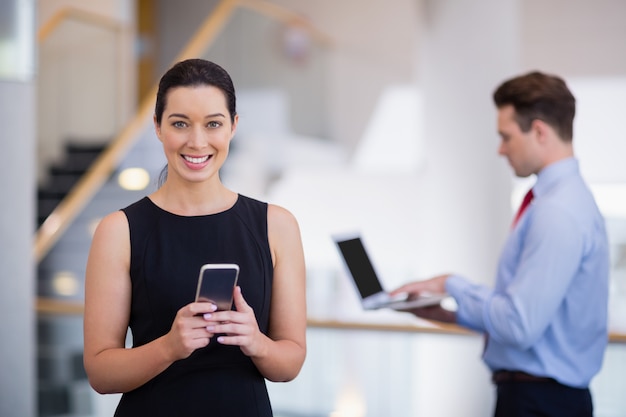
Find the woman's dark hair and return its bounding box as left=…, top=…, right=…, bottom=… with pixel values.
left=155, top=59, right=237, bottom=186
left=155, top=58, right=237, bottom=125
left=493, top=71, right=576, bottom=142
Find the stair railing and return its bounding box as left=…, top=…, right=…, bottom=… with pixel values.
left=36, top=5, right=126, bottom=240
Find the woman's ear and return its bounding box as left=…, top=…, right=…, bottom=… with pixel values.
left=154, top=114, right=162, bottom=142
left=230, top=114, right=239, bottom=139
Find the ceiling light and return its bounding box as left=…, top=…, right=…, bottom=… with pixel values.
left=52, top=271, right=79, bottom=297
left=118, top=167, right=150, bottom=190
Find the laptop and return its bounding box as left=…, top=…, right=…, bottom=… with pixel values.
left=333, top=233, right=448, bottom=310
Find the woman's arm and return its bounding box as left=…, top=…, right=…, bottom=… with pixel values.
left=83, top=211, right=217, bottom=393
left=207, top=204, right=307, bottom=382
left=252, top=204, right=307, bottom=381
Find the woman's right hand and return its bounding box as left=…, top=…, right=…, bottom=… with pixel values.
left=165, top=302, right=218, bottom=360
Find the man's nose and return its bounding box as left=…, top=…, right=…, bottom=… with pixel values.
left=497, top=142, right=506, bottom=156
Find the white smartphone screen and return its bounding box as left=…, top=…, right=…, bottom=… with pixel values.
left=194, top=263, right=239, bottom=311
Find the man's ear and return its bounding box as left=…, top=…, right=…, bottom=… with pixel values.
left=531, top=119, right=550, bottom=144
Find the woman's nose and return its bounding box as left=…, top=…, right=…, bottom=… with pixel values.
left=187, top=127, right=207, bottom=149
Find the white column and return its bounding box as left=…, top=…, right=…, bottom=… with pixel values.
left=411, top=1, right=521, bottom=416
left=0, top=81, right=36, bottom=416
left=0, top=0, right=36, bottom=415
left=415, top=0, right=520, bottom=282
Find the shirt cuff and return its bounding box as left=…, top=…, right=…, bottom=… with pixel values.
left=445, top=274, right=471, bottom=298
left=445, top=274, right=489, bottom=332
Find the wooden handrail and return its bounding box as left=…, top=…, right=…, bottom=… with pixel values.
left=34, top=297, right=626, bottom=343
left=34, top=94, right=156, bottom=261
left=37, top=297, right=85, bottom=316
left=38, top=7, right=123, bottom=42
left=307, top=317, right=474, bottom=335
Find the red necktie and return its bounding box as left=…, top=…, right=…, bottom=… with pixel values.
left=512, top=188, right=534, bottom=227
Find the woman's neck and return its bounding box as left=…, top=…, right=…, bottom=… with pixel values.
left=150, top=180, right=237, bottom=216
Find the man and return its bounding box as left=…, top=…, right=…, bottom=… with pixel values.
left=392, top=71, right=610, bottom=417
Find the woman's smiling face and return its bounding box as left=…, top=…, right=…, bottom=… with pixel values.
left=155, top=85, right=238, bottom=185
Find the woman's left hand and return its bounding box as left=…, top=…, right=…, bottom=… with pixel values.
left=204, top=286, right=266, bottom=358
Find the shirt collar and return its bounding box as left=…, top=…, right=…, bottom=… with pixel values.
left=532, top=157, right=579, bottom=199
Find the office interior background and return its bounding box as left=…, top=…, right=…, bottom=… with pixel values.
left=1, top=0, right=625, bottom=416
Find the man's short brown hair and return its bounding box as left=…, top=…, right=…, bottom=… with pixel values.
left=493, top=71, right=576, bottom=142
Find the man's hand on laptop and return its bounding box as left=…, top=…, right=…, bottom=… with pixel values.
left=390, top=274, right=456, bottom=323
left=390, top=274, right=450, bottom=299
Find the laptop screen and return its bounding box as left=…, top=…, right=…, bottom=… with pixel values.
left=335, top=236, right=384, bottom=299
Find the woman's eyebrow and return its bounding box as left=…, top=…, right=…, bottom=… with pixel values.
left=204, top=113, right=226, bottom=118
left=167, top=113, right=189, bottom=119
left=166, top=113, right=226, bottom=119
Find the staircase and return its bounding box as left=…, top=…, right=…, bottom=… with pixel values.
left=36, top=142, right=107, bottom=416
left=37, top=142, right=108, bottom=228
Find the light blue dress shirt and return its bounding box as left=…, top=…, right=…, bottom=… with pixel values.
left=446, top=157, right=610, bottom=388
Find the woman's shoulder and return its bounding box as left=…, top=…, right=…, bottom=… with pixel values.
left=91, top=209, right=129, bottom=248
left=267, top=203, right=300, bottom=237
left=121, top=196, right=153, bottom=215
left=234, top=194, right=300, bottom=236
left=233, top=194, right=269, bottom=220
left=90, top=197, right=157, bottom=242
left=120, top=196, right=164, bottom=228
left=267, top=203, right=296, bottom=220
left=236, top=193, right=267, bottom=207
left=236, top=193, right=293, bottom=216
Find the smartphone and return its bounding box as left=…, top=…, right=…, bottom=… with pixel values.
left=194, top=263, right=240, bottom=311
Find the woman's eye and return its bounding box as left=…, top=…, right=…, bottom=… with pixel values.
left=207, top=121, right=221, bottom=128
left=172, top=121, right=187, bottom=128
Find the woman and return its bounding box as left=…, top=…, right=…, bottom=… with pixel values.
left=83, top=59, right=307, bottom=416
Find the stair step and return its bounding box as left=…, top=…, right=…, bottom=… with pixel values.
left=65, top=141, right=108, bottom=155
left=44, top=174, right=81, bottom=192
left=51, top=154, right=101, bottom=175
left=38, top=189, right=67, bottom=200
left=37, top=174, right=81, bottom=226
left=39, top=198, right=63, bottom=214
left=38, top=198, right=64, bottom=226
left=37, top=141, right=108, bottom=228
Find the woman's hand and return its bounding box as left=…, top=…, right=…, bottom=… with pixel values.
left=205, top=286, right=265, bottom=358
left=164, top=302, right=218, bottom=360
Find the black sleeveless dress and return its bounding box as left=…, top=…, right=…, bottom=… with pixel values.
left=114, top=195, right=274, bottom=417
